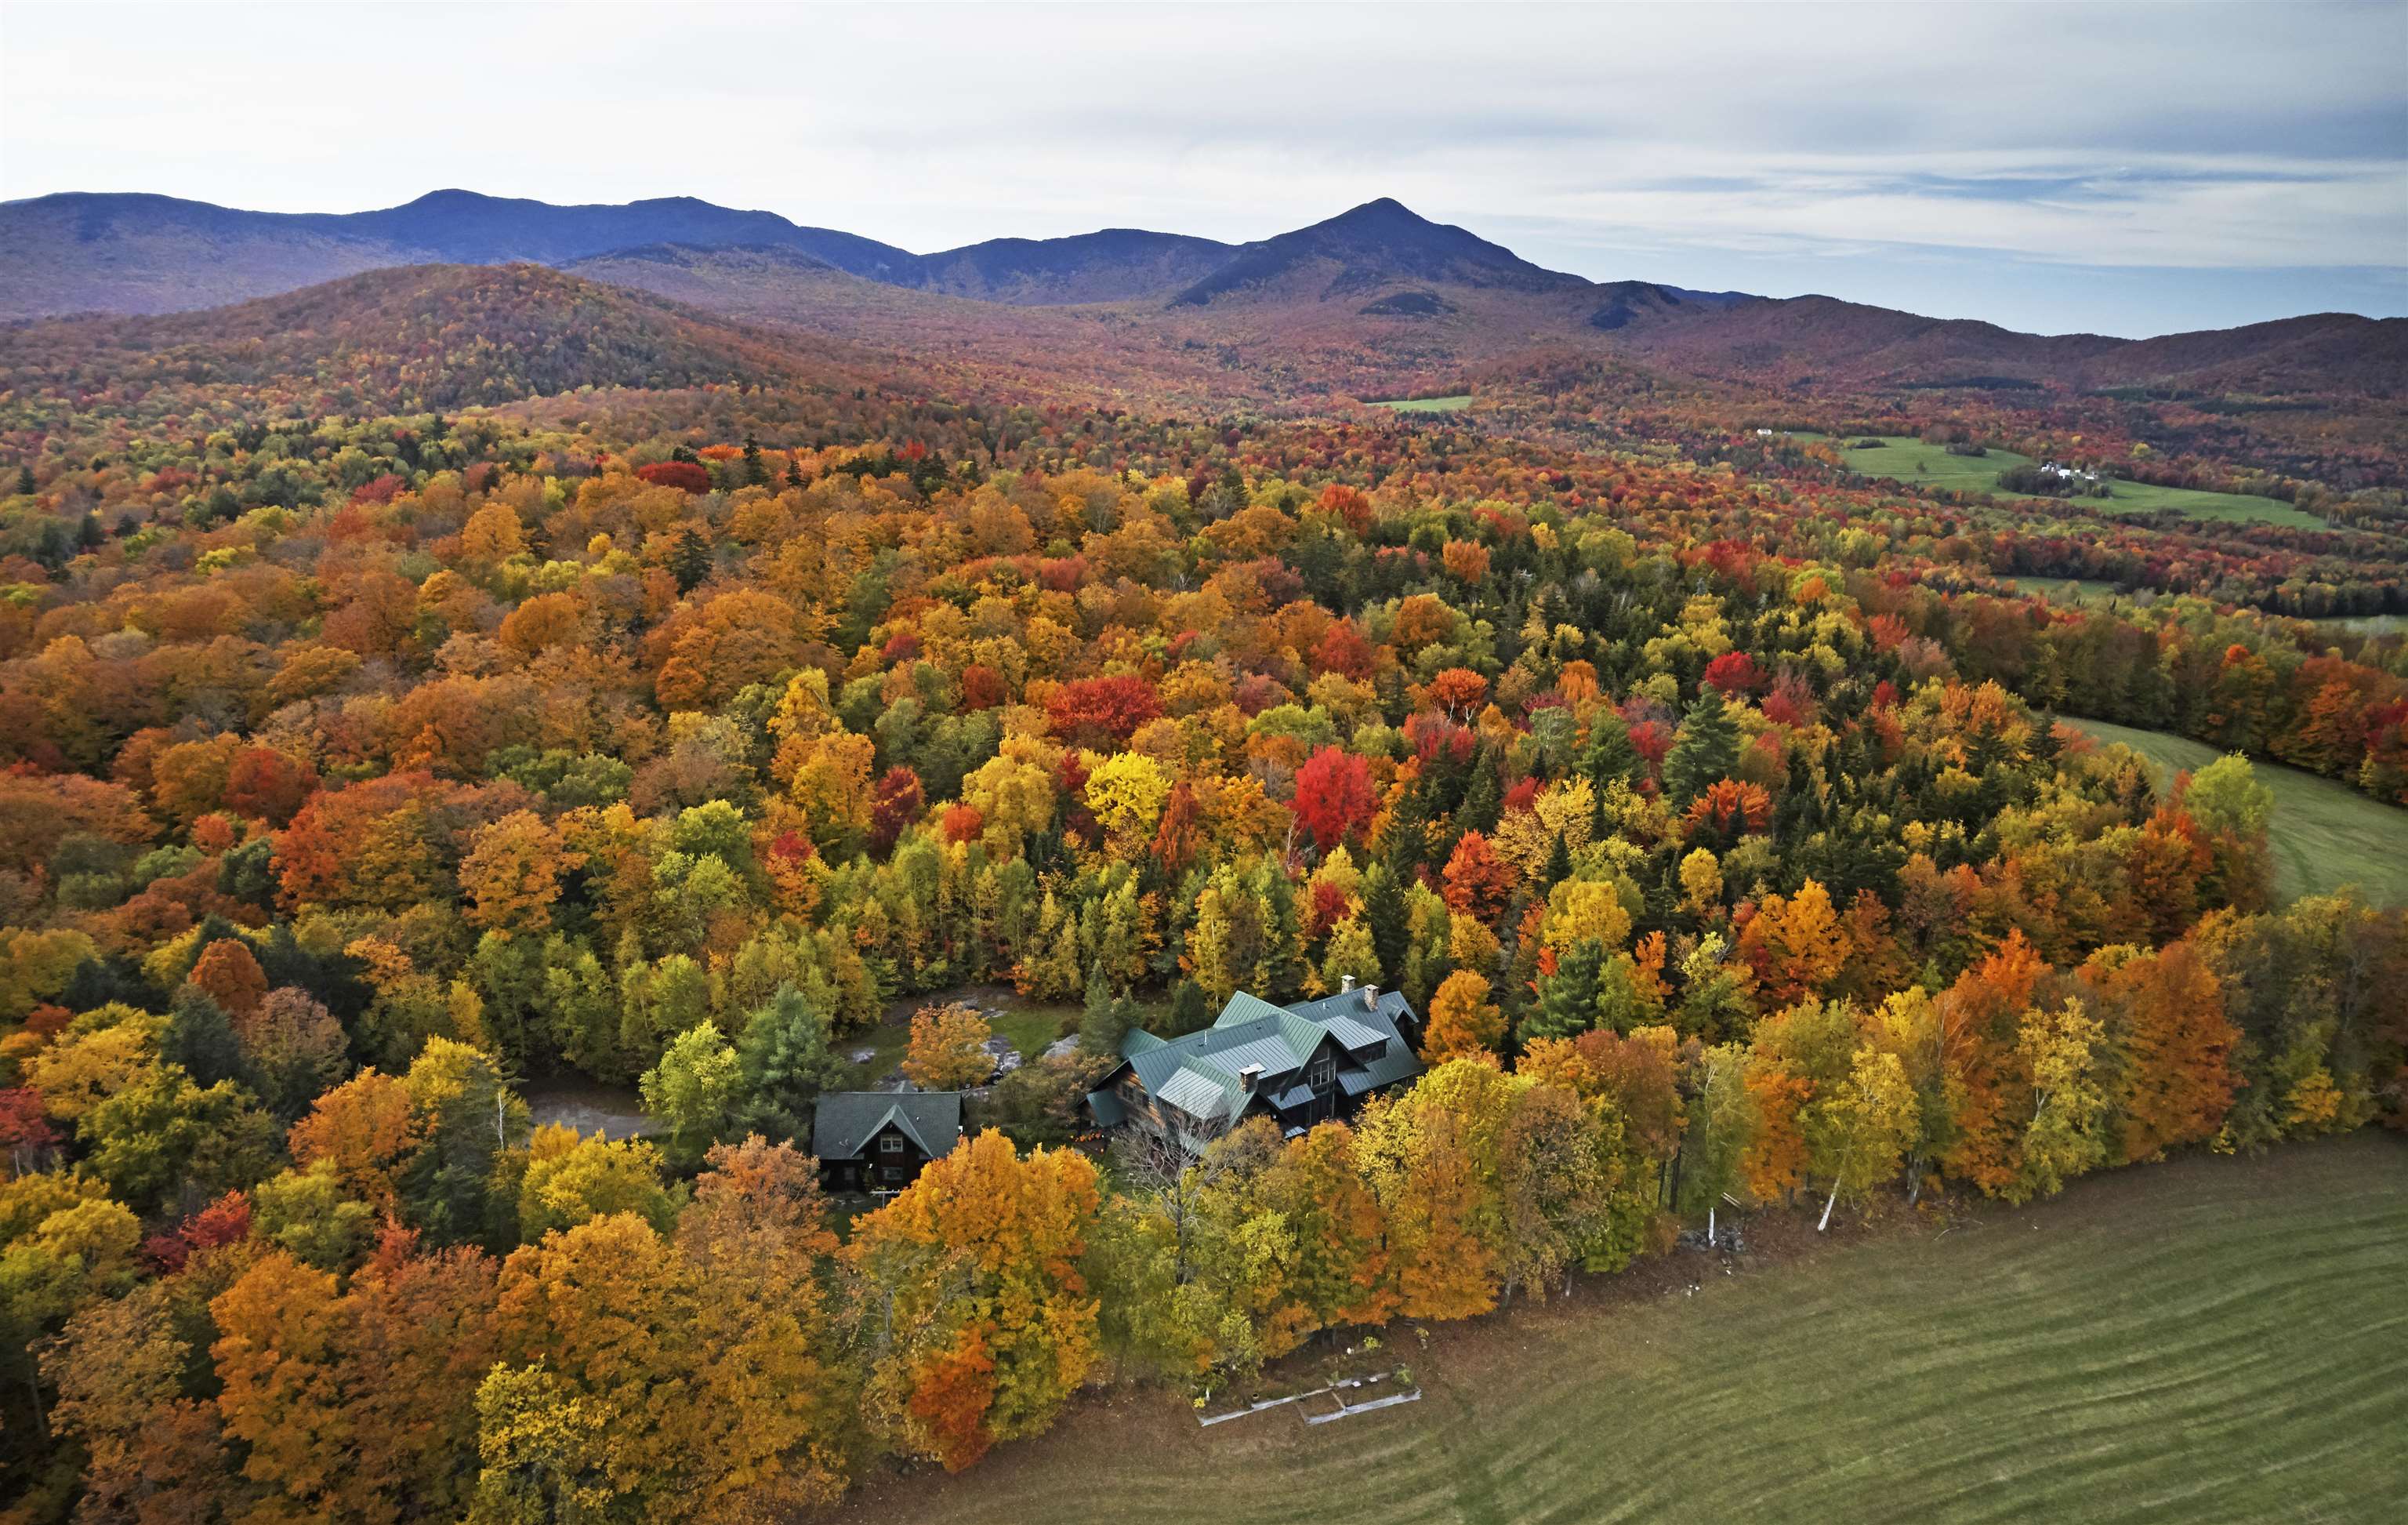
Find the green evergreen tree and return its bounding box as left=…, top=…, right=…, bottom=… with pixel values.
left=1543, top=831, right=1573, bottom=888
left=162, top=986, right=248, bottom=1091
left=1663, top=688, right=1739, bottom=805
left=1457, top=748, right=1504, bottom=833
left=733, top=983, right=847, bottom=1142
left=1583, top=710, right=1641, bottom=789
left=1169, top=980, right=1211, bottom=1035
left=669, top=528, right=713, bottom=594
left=1523, top=939, right=1605, bottom=1043
left=1363, top=862, right=1410, bottom=984
left=1079, top=963, right=1126, bottom=1055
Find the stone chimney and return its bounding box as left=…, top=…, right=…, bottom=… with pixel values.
left=1340, top=974, right=1356, bottom=993
left=1239, top=1063, right=1263, bottom=1093
left=1360, top=982, right=1379, bottom=1011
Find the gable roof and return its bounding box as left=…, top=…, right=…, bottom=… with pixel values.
left=1099, top=987, right=1423, bottom=1126
left=811, top=1091, right=963, bottom=1162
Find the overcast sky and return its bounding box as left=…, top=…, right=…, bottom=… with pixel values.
left=4, top=1, right=2403, bottom=336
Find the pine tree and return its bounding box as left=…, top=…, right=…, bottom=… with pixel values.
left=1457, top=747, right=1504, bottom=833
left=734, top=984, right=845, bottom=1142
left=668, top=528, right=713, bottom=594
left=1663, top=688, right=1739, bottom=805
left=1525, top=941, right=1605, bottom=1042
left=1583, top=711, right=1641, bottom=789
left=1542, top=831, right=1573, bottom=888
left=162, top=986, right=248, bottom=1090
left=1364, top=862, right=1409, bottom=982
left=1079, top=964, right=1133, bottom=1057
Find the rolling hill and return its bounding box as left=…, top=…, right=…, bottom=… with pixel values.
left=1609, top=291, right=2408, bottom=395
left=1, top=262, right=837, bottom=414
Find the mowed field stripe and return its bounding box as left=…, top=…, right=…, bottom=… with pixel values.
left=843, top=1134, right=2408, bottom=1525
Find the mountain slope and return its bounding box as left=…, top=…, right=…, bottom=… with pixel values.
left=3, top=263, right=818, bottom=413
left=0, top=192, right=414, bottom=318
left=0, top=190, right=919, bottom=318
left=312, top=188, right=921, bottom=278
left=1170, top=198, right=1591, bottom=307
left=1609, top=292, right=2408, bottom=394
left=913, top=228, right=1235, bottom=304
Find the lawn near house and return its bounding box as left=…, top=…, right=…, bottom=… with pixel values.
left=836, top=985, right=1095, bottom=1090
left=1366, top=394, right=1474, bottom=412
left=836, top=1133, right=2408, bottom=1525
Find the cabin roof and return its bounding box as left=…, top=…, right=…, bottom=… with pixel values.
left=811, top=1091, right=963, bottom=1163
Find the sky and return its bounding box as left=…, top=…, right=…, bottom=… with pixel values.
left=3, top=0, right=2403, bottom=337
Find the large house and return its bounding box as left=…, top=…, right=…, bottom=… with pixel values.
left=811, top=1091, right=963, bottom=1195
left=1086, top=978, right=1423, bottom=1156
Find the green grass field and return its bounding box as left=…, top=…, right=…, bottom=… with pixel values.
left=1368, top=394, right=1474, bottom=412
left=2310, top=613, right=2407, bottom=637
left=1840, top=436, right=2318, bottom=528
left=837, top=993, right=1074, bottom=1089
left=843, top=1135, right=2408, bottom=1524
left=2014, top=576, right=2124, bottom=605
left=2064, top=717, right=2408, bottom=906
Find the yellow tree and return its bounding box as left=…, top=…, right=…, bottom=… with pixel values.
left=1805, top=1047, right=1918, bottom=1231
left=1259, top=1121, right=1393, bottom=1329
left=460, top=811, right=578, bottom=935
left=785, top=732, right=876, bottom=851
left=1541, top=878, right=1633, bottom=955
left=677, top=1136, right=852, bottom=1514
left=1083, top=751, right=1170, bottom=851
left=1350, top=1059, right=1517, bottom=1321
left=1737, top=878, right=1845, bottom=1007
left=845, top=1131, right=1101, bottom=1472
left=1677, top=847, right=1724, bottom=922
left=2013, top=997, right=2110, bottom=1203
left=900, top=1003, right=995, bottom=1091
left=488, top=1212, right=699, bottom=1516
left=1423, top=971, right=1505, bottom=1062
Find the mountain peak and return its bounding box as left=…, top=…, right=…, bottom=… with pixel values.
left=1170, top=198, right=1582, bottom=307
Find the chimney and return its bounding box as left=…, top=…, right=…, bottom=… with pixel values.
left=1340, top=974, right=1356, bottom=993
left=1360, top=982, right=1378, bottom=1011
left=1239, top=1063, right=1263, bottom=1093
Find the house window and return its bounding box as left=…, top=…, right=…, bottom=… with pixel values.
left=1309, top=1055, right=1336, bottom=1095
left=879, top=1135, right=905, bottom=1154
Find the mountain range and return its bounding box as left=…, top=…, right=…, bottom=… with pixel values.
left=3, top=187, right=2399, bottom=403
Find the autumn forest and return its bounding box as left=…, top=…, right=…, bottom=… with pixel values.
left=0, top=176, right=2403, bottom=1525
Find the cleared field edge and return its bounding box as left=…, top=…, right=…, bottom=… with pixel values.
left=841, top=1134, right=2408, bottom=1525
left=1831, top=435, right=2316, bottom=527
left=2061, top=716, right=2408, bottom=907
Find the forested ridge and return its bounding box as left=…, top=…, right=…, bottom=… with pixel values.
left=0, top=258, right=2403, bottom=1521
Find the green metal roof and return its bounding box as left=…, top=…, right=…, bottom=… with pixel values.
left=1100, top=987, right=1423, bottom=1131
left=811, top=1091, right=963, bottom=1162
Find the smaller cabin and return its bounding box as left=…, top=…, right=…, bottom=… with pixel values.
left=811, top=1091, right=963, bottom=1196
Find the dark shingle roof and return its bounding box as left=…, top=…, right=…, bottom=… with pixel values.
left=811, top=1091, right=963, bottom=1162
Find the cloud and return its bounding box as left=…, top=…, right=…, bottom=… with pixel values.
left=2, top=0, right=2400, bottom=332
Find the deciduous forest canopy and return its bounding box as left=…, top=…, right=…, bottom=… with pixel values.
left=2, top=62, right=2406, bottom=1525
